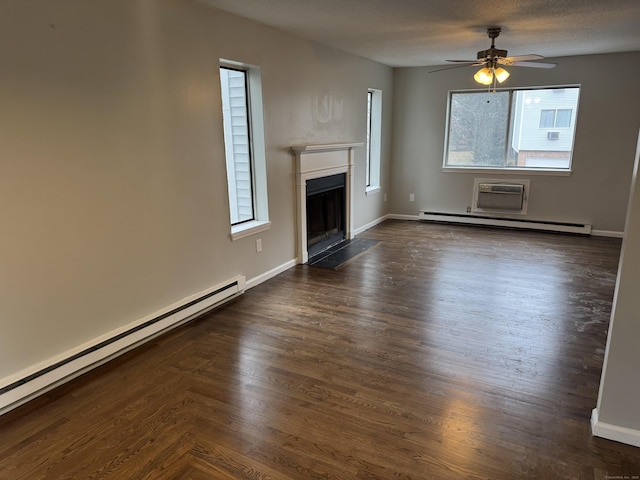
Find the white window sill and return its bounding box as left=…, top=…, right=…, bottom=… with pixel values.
left=442, top=167, right=571, bottom=177
left=230, top=220, right=271, bottom=241
left=365, top=185, right=381, bottom=196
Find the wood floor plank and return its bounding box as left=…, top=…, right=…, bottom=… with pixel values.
left=1, top=220, right=639, bottom=479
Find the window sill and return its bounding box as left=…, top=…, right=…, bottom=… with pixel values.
left=365, top=185, right=381, bottom=196
left=230, top=220, right=271, bottom=241
left=442, top=167, right=571, bottom=177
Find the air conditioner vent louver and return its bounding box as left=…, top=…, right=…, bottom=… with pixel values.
left=478, top=183, right=523, bottom=194
left=473, top=179, right=528, bottom=214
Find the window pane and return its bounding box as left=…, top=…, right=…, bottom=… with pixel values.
left=220, top=67, right=255, bottom=225
left=366, top=91, right=372, bottom=187
left=511, top=88, right=579, bottom=169
left=447, top=91, right=509, bottom=167
left=539, top=109, right=555, bottom=128
left=556, top=109, right=572, bottom=128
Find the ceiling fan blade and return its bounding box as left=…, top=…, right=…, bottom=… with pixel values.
left=510, top=61, right=557, bottom=69
left=503, top=54, right=545, bottom=62
left=434, top=30, right=558, bottom=73
left=429, top=63, right=479, bottom=73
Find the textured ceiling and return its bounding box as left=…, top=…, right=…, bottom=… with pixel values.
left=198, top=0, right=640, bottom=67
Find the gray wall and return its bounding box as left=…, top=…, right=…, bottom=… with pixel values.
left=0, top=0, right=392, bottom=381
left=596, top=130, right=640, bottom=434
left=391, top=52, right=640, bottom=232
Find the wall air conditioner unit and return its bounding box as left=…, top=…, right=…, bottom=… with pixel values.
left=547, top=131, right=560, bottom=140
left=472, top=179, right=529, bottom=215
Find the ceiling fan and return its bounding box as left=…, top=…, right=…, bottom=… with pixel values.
left=430, top=27, right=557, bottom=87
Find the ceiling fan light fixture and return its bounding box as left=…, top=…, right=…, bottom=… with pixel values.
left=433, top=27, right=557, bottom=84
left=494, top=67, right=510, bottom=83
left=474, top=67, right=493, bottom=85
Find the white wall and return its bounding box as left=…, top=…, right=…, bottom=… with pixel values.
left=0, top=0, right=392, bottom=382
left=391, top=52, right=640, bottom=232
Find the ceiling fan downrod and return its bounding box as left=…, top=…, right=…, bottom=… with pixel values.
left=478, top=27, right=508, bottom=60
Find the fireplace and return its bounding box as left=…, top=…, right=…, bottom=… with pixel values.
left=306, top=173, right=346, bottom=257
left=291, top=143, right=362, bottom=264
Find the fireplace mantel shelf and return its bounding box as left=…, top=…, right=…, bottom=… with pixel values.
left=291, top=142, right=364, bottom=154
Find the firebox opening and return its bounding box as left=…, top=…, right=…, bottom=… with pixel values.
left=306, top=173, right=346, bottom=258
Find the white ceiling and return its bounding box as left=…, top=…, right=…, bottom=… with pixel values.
left=198, top=0, right=640, bottom=67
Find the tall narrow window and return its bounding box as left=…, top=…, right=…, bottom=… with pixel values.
left=220, top=67, right=253, bottom=224
left=366, top=90, right=373, bottom=187
left=366, top=89, right=382, bottom=195
left=219, top=61, right=270, bottom=240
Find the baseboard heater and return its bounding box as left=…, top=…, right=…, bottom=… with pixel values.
left=0, top=275, right=246, bottom=416
left=418, top=211, right=591, bottom=235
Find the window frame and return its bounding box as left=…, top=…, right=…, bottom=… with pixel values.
left=442, top=84, right=580, bottom=176
left=219, top=60, right=270, bottom=240
left=220, top=66, right=255, bottom=226
left=365, top=88, right=382, bottom=195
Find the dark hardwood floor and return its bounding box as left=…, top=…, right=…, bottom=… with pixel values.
left=1, top=220, right=639, bottom=479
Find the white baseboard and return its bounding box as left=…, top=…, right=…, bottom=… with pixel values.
left=387, top=213, right=420, bottom=221
left=591, top=408, right=640, bottom=448
left=591, top=229, right=625, bottom=238
left=246, top=259, right=297, bottom=290
left=0, top=275, right=246, bottom=416
left=418, top=211, right=592, bottom=235
left=385, top=211, right=623, bottom=237
left=353, top=214, right=391, bottom=236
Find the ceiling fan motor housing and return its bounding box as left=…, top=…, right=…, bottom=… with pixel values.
left=478, top=27, right=507, bottom=60
left=477, top=47, right=508, bottom=60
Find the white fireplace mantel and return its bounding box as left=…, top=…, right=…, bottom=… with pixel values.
left=291, top=142, right=363, bottom=264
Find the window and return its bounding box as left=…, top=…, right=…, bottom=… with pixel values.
left=366, top=91, right=372, bottom=186
left=219, top=62, right=269, bottom=239
left=220, top=67, right=253, bottom=224
left=539, top=108, right=572, bottom=128
left=366, top=89, right=382, bottom=194
left=444, top=86, right=580, bottom=171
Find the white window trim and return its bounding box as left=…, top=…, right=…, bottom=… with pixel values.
left=220, top=59, right=270, bottom=241
left=442, top=166, right=571, bottom=176
left=230, top=220, right=271, bottom=241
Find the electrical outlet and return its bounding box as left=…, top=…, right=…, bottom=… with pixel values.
left=384, top=193, right=388, bottom=202
left=256, top=238, right=262, bottom=252
left=467, top=206, right=471, bottom=213
left=409, top=193, right=415, bottom=202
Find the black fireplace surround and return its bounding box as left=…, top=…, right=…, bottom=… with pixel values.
left=306, top=173, right=346, bottom=258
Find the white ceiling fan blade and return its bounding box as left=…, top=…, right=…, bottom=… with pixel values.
left=510, top=61, right=557, bottom=69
